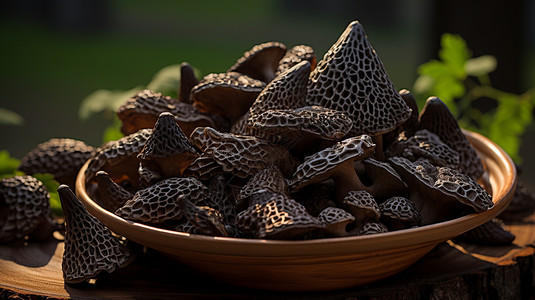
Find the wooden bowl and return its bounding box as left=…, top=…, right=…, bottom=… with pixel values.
left=75, top=130, right=516, bottom=292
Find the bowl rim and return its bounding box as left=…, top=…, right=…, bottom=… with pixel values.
left=76, top=129, right=516, bottom=257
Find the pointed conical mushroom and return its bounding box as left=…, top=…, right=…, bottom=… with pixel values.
left=307, top=20, right=411, bottom=159
left=178, top=196, right=228, bottom=237
left=385, top=129, right=460, bottom=168
left=317, top=207, right=355, bottom=237
left=276, top=45, right=317, bottom=75
left=238, top=165, right=290, bottom=207
left=18, top=138, right=96, bottom=188
left=95, top=171, right=133, bottom=212
left=117, top=89, right=215, bottom=136
left=361, top=158, right=408, bottom=200
left=85, top=128, right=152, bottom=188
left=236, top=192, right=324, bottom=240
left=58, top=185, right=134, bottom=284
left=249, top=106, right=353, bottom=156
left=190, top=127, right=298, bottom=178
left=383, top=89, right=420, bottom=148
left=115, top=177, right=209, bottom=224
left=379, top=196, right=421, bottom=230
left=227, top=41, right=287, bottom=83
left=178, top=62, right=199, bottom=104
left=0, top=176, right=57, bottom=243
left=389, top=156, right=493, bottom=225
left=288, top=135, right=376, bottom=204
left=343, top=190, right=380, bottom=233
left=418, top=96, right=484, bottom=180
left=137, top=112, right=199, bottom=179
left=191, top=72, right=266, bottom=123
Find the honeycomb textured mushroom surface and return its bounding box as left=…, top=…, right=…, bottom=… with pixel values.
left=307, top=20, right=411, bottom=135
left=317, top=206, right=355, bottom=237
left=95, top=171, right=133, bottom=212
left=178, top=196, right=228, bottom=237
left=276, top=45, right=317, bottom=75
left=227, top=41, right=287, bottom=83
left=59, top=185, right=134, bottom=284
left=379, top=196, right=421, bottom=230
left=238, top=165, right=290, bottom=204
left=18, top=138, right=95, bottom=187
left=0, top=176, right=54, bottom=243
left=115, top=177, right=209, bottom=224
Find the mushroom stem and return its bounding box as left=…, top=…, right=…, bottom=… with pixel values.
left=332, top=162, right=366, bottom=205
left=372, top=135, right=384, bottom=161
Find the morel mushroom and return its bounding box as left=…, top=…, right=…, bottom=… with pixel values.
left=361, top=158, right=408, bottom=200
left=190, top=127, right=298, bottom=178
left=117, top=89, right=215, bottom=136
left=379, top=196, right=421, bottom=230
left=383, top=89, right=420, bottom=148
left=419, top=96, right=484, bottom=180
left=0, top=176, right=58, bottom=243
left=455, top=218, right=515, bottom=245
left=343, top=190, right=380, bottom=233
left=115, top=177, right=209, bottom=224
left=95, top=171, right=133, bottom=212
left=183, top=153, right=225, bottom=181
left=191, top=72, right=266, bottom=123
left=137, top=112, right=199, bottom=179
left=317, top=207, right=355, bottom=237
left=58, top=185, right=134, bottom=284
left=307, top=20, right=411, bottom=160
left=227, top=41, right=287, bottom=83
left=289, top=135, right=376, bottom=204
left=178, top=196, right=228, bottom=237
left=389, top=156, right=493, bottom=225
left=18, top=138, right=95, bottom=188
left=359, top=222, right=388, bottom=235
left=276, top=44, right=317, bottom=75
left=178, top=62, right=199, bottom=104
left=238, top=165, right=291, bottom=207
left=236, top=192, right=324, bottom=240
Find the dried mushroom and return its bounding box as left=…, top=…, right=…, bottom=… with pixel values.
left=95, top=171, right=133, bottom=212
left=59, top=185, right=134, bottom=284
left=227, top=41, right=287, bottom=83
left=238, top=165, right=290, bottom=207
left=361, top=158, right=408, bottom=200
left=0, top=176, right=58, bottom=243
left=178, top=196, right=228, bottom=237
left=379, top=196, right=421, bottom=230
left=276, top=45, right=317, bottom=75
left=19, top=138, right=95, bottom=188
left=359, top=222, right=388, bottom=235
left=317, top=207, right=355, bottom=237
left=343, top=190, right=380, bottom=233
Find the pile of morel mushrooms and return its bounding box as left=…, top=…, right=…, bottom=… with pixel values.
left=77, top=20, right=498, bottom=240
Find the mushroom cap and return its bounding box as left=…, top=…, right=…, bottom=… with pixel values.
left=379, top=196, right=421, bottom=230
left=236, top=192, right=324, bottom=240
left=137, top=112, right=199, bottom=177
left=418, top=96, right=484, bottom=180
left=205, top=174, right=239, bottom=227
left=359, top=222, right=388, bottom=235
left=58, top=185, right=134, bottom=284
left=343, top=190, right=381, bottom=223
left=117, top=89, right=215, bottom=136
left=307, top=20, right=411, bottom=136
left=178, top=196, right=228, bottom=237
left=182, top=153, right=224, bottom=181
left=383, top=89, right=420, bottom=147
left=178, top=62, right=199, bottom=104
left=249, top=106, right=353, bottom=150
left=385, top=129, right=460, bottom=168
left=191, top=72, right=266, bottom=122
left=317, top=207, right=355, bottom=237
left=248, top=60, right=311, bottom=119
left=18, top=138, right=96, bottom=187
left=289, top=134, right=375, bottom=191
left=276, top=45, right=317, bottom=75
left=95, top=171, right=133, bottom=212
left=389, top=156, right=493, bottom=225
left=85, top=128, right=153, bottom=186
left=227, top=41, right=287, bottom=83
left=115, top=177, right=210, bottom=224
left=238, top=165, right=290, bottom=205
left=190, top=127, right=298, bottom=178
left=0, top=176, right=55, bottom=243
left=361, top=157, right=407, bottom=200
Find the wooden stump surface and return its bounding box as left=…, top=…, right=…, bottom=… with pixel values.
left=1, top=209, right=534, bottom=299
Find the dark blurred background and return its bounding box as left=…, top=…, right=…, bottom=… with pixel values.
left=1, top=0, right=534, bottom=182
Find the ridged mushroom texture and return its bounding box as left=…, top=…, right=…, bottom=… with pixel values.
left=95, top=171, right=133, bottom=212
left=317, top=207, right=355, bottom=237
left=276, top=45, right=317, bottom=75
left=190, top=127, right=299, bottom=178
left=58, top=185, right=134, bottom=284
left=137, top=112, right=199, bottom=179
left=343, top=190, right=381, bottom=234
left=18, top=138, right=96, bottom=189
left=117, top=89, right=216, bottom=136
left=191, top=72, right=266, bottom=123
left=307, top=20, right=411, bottom=160
left=227, top=41, right=287, bottom=83
left=379, top=196, right=421, bottom=231
left=0, top=176, right=58, bottom=243
left=389, top=156, right=493, bottom=225
left=177, top=195, right=228, bottom=237
left=383, top=89, right=420, bottom=148
left=288, top=135, right=376, bottom=205
left=238, top=165, right=291, bottom=208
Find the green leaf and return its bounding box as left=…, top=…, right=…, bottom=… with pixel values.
left=439, top=33, right=470, bottom=78
left=78, top=86, right=144, bottom=120
left=33, top=173, right=62, bottom=217
left=0, top=107, right=24, bottom=125
left=146, top=64, right=181, bottom=98
left=102, top=116, right=124, bottom=143
left=0, top=150, right=21, bottom=177
left=465, top=55, right=497, bottom=76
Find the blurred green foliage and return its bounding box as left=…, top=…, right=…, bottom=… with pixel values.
left=0, top=108, right=23, bottom=126
left=414, top=33, right=535, bottom=162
